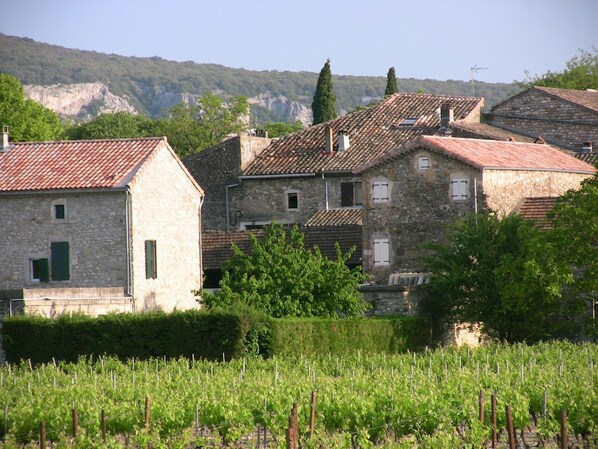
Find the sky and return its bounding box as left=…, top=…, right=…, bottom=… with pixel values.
left=1, top=0, right=597, bottom=84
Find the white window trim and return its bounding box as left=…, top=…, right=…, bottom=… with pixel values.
left=51, top=199, right=67, bottom=222
left=373, top=238, right=390, bottom=266
left=451, top=178, right=469, bottom=201
left=285, top=190, right=299, bottom=211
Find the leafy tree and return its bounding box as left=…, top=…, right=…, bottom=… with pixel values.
left=384, top=67, right=398, bottom=96
left=521, top=47, right=598, bottom=90
left=202, top=223, right=368, bottom=318
left=0, top=74, right=63, bottom=141
left=65, top=111, right=161, bottom=140
left=548, top=174, right=598, bottom=332
left=311, top=59, right=337, bottom=125
left=263, top=120, right=303, bottom=138
left=422, top=213, right=578, bottom=343
left=164, top=93, right=248, bottom=158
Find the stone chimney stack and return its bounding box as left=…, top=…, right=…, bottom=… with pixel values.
left=582, top=141, right=593, bottom=153
left=325, top=125, right=333, bottom=155
left=440, top=103, right=454, bottom=128
left=1, top=126, right=9, bottom=151
left=338, top=130, right=350, bottom=151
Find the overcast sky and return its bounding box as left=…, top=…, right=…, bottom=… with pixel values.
left=2, top=0, right=596, bottom=84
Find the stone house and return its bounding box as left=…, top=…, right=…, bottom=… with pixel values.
left=184, top=93, right=485, bottom=231
left=484, top=86, right=598, bottom=153
left=0, top=135, right=204, bottom=316
left=357, top=135, right=596, bottom=282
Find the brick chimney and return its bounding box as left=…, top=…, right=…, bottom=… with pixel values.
left=338, top=130, right=350, bottom=151
left=325, top=125, right=333, bottom=155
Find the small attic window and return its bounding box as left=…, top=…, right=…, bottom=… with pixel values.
left=399, top=118, right=418, bottom=127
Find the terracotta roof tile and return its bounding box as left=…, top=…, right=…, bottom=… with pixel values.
left=359, top=136, right=597, bottom=174
left=304, top=209, right=363, bottom=226
left=0, top=137, right=166, bottom=192
left=575, top=152, right=597, bottom=166
left=243, top=93, right=483, bottom=176
left=517, top=197, right=558, bottom=229
left=449, top=122, right=536, bottom=143
left=203, top=225, right=362, bottom=269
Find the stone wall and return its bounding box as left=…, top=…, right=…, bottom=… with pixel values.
left=184, top=134, right=271, bottom=231
left=486, top=88, right=598, bottom=150
left=361, top=149, right=480, bottom=282
left=229, top=174, right=361, bottom=229
left=483, top=169, right=592, bottom=216
left=360, top=284, right=423, bottom=316
left=128, top=143, right=203, bottom=312
left=0, top=191, right=128, bottom=290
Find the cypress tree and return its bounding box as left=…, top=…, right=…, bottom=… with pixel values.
left=311, top=59, right=337, bottom=125
left=385, top=67, right=399, bottom=96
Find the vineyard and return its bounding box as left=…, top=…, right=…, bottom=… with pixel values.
left=0, top=341, right=596, bottom=448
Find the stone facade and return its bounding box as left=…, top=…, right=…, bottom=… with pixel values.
left=485, top=87, right=598, bottom=151
left=184, top=134, right=271, bottom=230
left=229, top=174, right=362, bottom=229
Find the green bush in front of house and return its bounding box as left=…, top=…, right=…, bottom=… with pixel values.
left=1, top=307, right=270, bottom=364
left=1, top=311, right=429, bottom=364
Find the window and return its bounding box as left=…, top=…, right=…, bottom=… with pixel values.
left=50, top=241, right=70, bottom=281
left=341, top=181, right=362, bottom=207
left=286, top=191, right=299, bottom=210
left=418, top=156, right=430, bottom=170
left=451, top=179, right=468, bottom=200
left=30, top=258, right=49, bottom=283
left=145, top=240, right=157, bottom=279
left=51, top=199, right=67, bottom=221
left=372, top=180, right=389, bottom=203
left=373, top=238, right=390, bottom=266
left=399, top=118, right=418, bottom=126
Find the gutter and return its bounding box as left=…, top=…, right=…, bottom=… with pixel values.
left=0, top=187, right=129, bottom=196
left=238, top=173, right=316, bottom=180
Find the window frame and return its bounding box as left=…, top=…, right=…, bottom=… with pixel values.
left=285, top=190, right=299, bottom=211
left=51, top=199, right=67, bottom=222
left=340, top=180, right=362, bottom=207
left=418, top=156, right=431, bottom=170
left=30, top=258, right=49, bottom=283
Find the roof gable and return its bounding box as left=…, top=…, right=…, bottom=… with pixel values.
left=359, top=136, right=598, bottom=174
left=243, top=93, right=483, bottom=176
left=491, top=86, right=598, bottom=115
left=0, top=137, right=167, bottom=192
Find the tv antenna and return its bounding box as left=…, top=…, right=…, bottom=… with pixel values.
left=470, top=65, right=488, bottom=96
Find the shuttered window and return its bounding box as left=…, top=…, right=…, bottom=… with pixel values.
left=451, top=179, right=468, bottom=200
left=372, top=181, right=389, bottom=203
left=373, top=238, right=390, bottom=266
left=341, top=181, right=362, bottom=207
left=51, top=241, right=70, bottom=281
left=31, top=258, right=49, bottom=283
left=145, top=240, right=157, bottom=279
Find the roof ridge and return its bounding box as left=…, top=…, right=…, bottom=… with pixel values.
left=13, top=136, right=166, bottom=146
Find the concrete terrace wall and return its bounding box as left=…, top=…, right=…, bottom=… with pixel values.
left=129, top=143, right=202, bottom=312
left=0, top=191, right=128, bottom=290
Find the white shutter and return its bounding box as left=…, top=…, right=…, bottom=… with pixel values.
left=451, top=179, right=468, bottom=200
left=373, top=239, right=390, bottom=266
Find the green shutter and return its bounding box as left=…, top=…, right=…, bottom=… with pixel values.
left=38, top=258, right=49, bottom=282
left=145, top=240, right=157, bottom=279
left=51, top=241, right=70, bottom=281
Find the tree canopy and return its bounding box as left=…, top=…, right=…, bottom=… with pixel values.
left=263, top=120, right=303, bottom=138
left=311, top=59, right=337, bottom=125
left=0, top=74, right=64, bottom=142
left=384, top=67, right=398, bottom=96
left=202, top=223, right=368, bottom=318
left=522, top=47, right=598, bottom=90
left=65, top=111, right=161, bottom=140
left=423, top=213, right=580, bottom=343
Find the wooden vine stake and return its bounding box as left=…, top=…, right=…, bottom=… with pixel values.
left=101, top=410, right=107, bottom=443
left=286, top=403, right=299, bottom=449
left=478, top=390, right=484, bottom=423
left=145, top=396, right=151, bottom=434
left=71, top=405, right=79, bottom=437
left=39, top=421, right=46, bottom=449
left=560, top=409, right=567, bottom=449
left=309, top=391, right=317, bottom=438
left=491, top=394, right=497, bottom=449
left=506, top=405, right=515, bottom=449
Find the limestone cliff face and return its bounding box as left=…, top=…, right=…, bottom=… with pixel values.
left=24, top=82, right=137, bottom=121
left=248, top=92, right=312, bottom=126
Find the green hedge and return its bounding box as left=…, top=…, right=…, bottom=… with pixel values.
left=267, top=316, right=431, bottom=357
left=1, top=311, right=430, bottom=363
left=1, top=308, right=269, bottom=364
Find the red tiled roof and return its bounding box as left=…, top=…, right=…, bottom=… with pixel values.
left=203, top=225, right=362, bottom=269
left=575, top=152, right=597, bottom=167
left=449, top=121, right=535, bottom=143
left=0, top=137, right=166, bottom=192
left=534, top=86, right=598, bottom=114
left=304, top=209, right=363, bottom=227
left=359, top=136, right=597, bottom=174
left=243, top=93, right=483, bottom=176
left=517, top=197, right=558, bottom=229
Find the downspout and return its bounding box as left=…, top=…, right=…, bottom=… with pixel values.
left=474, top=178, right=478, bottom=214
left=322, top=173, right=329, bottom=210
left=198, top=195, right=204, bottom=291
left=125, top=188, right=134, bottom=310
left=225, top=183, right=240, bottom=231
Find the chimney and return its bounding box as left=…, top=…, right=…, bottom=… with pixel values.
left=1, top=126, right=9, bottom=151
left=338, top=130, right=350, bottom=151
left=325, top=125, right=333, bottom=155
left=582, top=141, right=593, bottom=153
left=440, top=103, right=454, bottom=128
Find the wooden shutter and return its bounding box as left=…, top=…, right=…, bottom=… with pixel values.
left=38, top=258, right=49, bottom=282
left=51, top=242, right=70, bottom=281
left=373, top=239, right=390, bottom=266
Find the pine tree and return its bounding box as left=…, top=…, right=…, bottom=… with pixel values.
left=385, top=67, right=398, bottom=96
left=311, top=59, right=337, bottom=125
